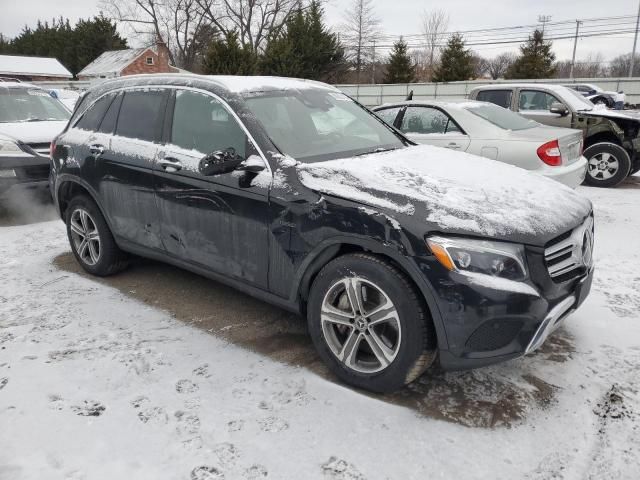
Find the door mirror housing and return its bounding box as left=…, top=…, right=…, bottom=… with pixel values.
left=236, top=155, right=266, bottom=173
left=199, top=148, right=243, bottom=176
left=549, top=102, right=569, bottom=116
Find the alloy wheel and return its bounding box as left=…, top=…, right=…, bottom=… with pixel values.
left=70, top=208, right=101, bottom=266
left=588, top=152, right=619, bottom=181
left=320, top=276, right=401, bottom=374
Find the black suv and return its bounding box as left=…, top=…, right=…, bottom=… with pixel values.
left=51, top=74, right=595, bottom=393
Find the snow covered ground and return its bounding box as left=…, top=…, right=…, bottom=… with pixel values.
left=1, top=177, right=639, bottom=480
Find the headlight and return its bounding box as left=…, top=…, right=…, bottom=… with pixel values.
left=426, top=236, right=528, bottom=281
left=0, top=138, right=23, bottom=155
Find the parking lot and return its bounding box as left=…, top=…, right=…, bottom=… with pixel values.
left=0, top=175, right=638, bottom=479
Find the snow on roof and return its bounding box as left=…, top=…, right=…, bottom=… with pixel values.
left=78, top=48, right=148, bottom=77
left=208, top=75, right=338, bottom=93
left=0, top=54, right=72, bottom=78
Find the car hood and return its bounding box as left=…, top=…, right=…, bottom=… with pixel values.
left=0, top=121, right=68, bottom=144
left=580, top=109, right=640, bottom=123
left=296, top=145, right=592, bottom=246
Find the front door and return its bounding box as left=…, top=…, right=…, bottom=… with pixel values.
left=153, top=89, right=270, bottom=289
left=517, top=89, right=572, bottom=128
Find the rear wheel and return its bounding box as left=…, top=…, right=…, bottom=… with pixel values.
left=65, top=195, right=128, bottom=276
left=307, top=253, right=436, bottom=393
left=583, top=143, right=631, bottom=188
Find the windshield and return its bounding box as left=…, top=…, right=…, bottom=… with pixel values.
left=243, top=89, right=405, bottom=162
left=464, top=103, right=538, bottom=131
left=0, top=88, right=71, bottom=123
left=561, top=87, right=594, bottom=111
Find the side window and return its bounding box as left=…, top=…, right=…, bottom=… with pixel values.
left=375, top=107, right=401, bottom=127
left=171, top=90, right=249, bottom=159
left=400, top=107, right=449, bottom=135
left=75, top=94, right=114, bottom=131
left=98, top=93, right=122, bottom=134
left=476, top=90, right=512, bottom=109
left=519, top=90, right=561, bottom=111
left=116, top=89, right=166, bottom=142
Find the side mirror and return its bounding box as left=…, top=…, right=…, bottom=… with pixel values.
left=550, top=102, right=569, bottom=116
left=199, top=148, right=243, bottom=176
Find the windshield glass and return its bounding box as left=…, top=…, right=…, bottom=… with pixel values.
left=0, top=88, right=71, bottom=123
left=561, top=87, right=594, bottom=111
left=464, top=103, right=538, bottom=131
left=243, top=89, right=404, bottom=162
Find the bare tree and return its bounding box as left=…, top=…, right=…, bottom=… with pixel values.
left=100, top=0, right=214, bottom=70
left=486, top=53, right=515, bottom=80
left=422, top=9, right=448, bottom=81
left=342, top=0, right=380, bottom=83
left=195, top=0, right=307, bottom=53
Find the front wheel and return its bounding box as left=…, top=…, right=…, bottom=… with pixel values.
left=307, top=253, right=437, bottom=393
left=583, top=143, right=631, bottom=188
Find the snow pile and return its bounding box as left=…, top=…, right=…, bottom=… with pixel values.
left=297, top=145, right=592, bottom=237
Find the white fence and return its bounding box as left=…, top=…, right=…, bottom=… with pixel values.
left=336, top=77, right=640, bottom=107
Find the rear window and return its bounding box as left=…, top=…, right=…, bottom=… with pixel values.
left=464, top=103, right=538, bottom=131
left=475, top=90, right=512, bottom=109
left=0, top=87, right=70, bottom=123
left=116, top=89, right=166, bottom=142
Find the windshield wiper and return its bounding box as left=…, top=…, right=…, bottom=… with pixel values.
left=356, top=147, right=399, bottom=157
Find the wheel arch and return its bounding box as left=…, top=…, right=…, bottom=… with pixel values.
left=56, top=178, right=115, bottom=233
left=294, top=237, right=449, bottom=351
left=584, top=132, right=622, bottom=150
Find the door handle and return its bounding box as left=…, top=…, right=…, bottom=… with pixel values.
left=447, top=143, right=461, bottom=149
left=89, top=144, right=104, bottom=155
left=159, top=157, right=183, bottom=172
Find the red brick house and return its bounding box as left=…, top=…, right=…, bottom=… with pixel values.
left=78, top=41, right=180, bottom=80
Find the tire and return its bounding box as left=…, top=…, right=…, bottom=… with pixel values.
left=583, top=143, right=631, bottom=188
left=307, top=253, right=437, bottom=393
left=65, top=195, right=128, bottom=276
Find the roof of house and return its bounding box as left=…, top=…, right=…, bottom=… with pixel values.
left=0, top=54, right=72, bottom=78
left=77, top=48, right=150, bottom=77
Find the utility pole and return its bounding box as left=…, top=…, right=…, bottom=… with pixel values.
left=371, top=39, right=376, bottom=84
left=538, top=15, right=552, bottom=36
left=630, top=0, right=640, bottom=77
left=570, top=20, right=582, bottom=79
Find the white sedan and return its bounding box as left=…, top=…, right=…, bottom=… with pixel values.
left=373, top=100, right=587, bottom=188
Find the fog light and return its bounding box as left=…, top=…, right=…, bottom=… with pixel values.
left=0, top=169, right=16, bottom=178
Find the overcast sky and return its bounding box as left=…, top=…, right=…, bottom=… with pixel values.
left=0, top=0, right=637, bottom=63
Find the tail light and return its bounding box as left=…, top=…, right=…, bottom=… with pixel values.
left=537, top=139, right=562, bottom=166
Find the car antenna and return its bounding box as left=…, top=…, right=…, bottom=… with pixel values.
left=406, top=90, right=413, bottom=101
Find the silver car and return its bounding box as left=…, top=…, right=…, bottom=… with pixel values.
left=373, top=99, right=587, bottom=188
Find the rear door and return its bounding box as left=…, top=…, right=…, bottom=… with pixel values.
left=96, top=88, right=169, bottom=249
left=517, top=89, right=572, bottom=128
left=397, top=106, right=470, bottom=151
left=153, top=88, right=270, bottom=289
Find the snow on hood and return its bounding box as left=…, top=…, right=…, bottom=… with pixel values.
left=296, top=145, right=592, bottom=239
left=0, top=121, right=67, bottom=144
left=583, top=109, right=640, bottom=123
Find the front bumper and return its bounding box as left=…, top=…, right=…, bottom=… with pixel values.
left=415, top=252, right=594, bottom=371
left=0, top=154, right=51, bottom=198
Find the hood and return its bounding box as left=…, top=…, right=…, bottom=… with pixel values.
left=0, top=121, right=68, bottom=144
left=296, top=145, right=592, bottom=246
left=581, top=109, right=640, bottom=123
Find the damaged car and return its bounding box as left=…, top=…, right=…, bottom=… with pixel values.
left=51, top=75, right=594, bottom=393
left=469, top=83, right=640, bottom=187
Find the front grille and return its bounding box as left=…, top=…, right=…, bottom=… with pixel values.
left=544, top=216, right=594, bottom=281
left=26, top=142, right=50, bottom=156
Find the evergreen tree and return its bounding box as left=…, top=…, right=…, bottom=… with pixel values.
left=432, top=34, right=474, bottom=82
left=74, top=14, right=128, bottom=74
left=506, top=30, right=556, bottom=79
left=202, top=31, right=257, bottom=75
left=383, top=37, right=415, bottom=83
left=260, top=1, right=345, bottom=81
